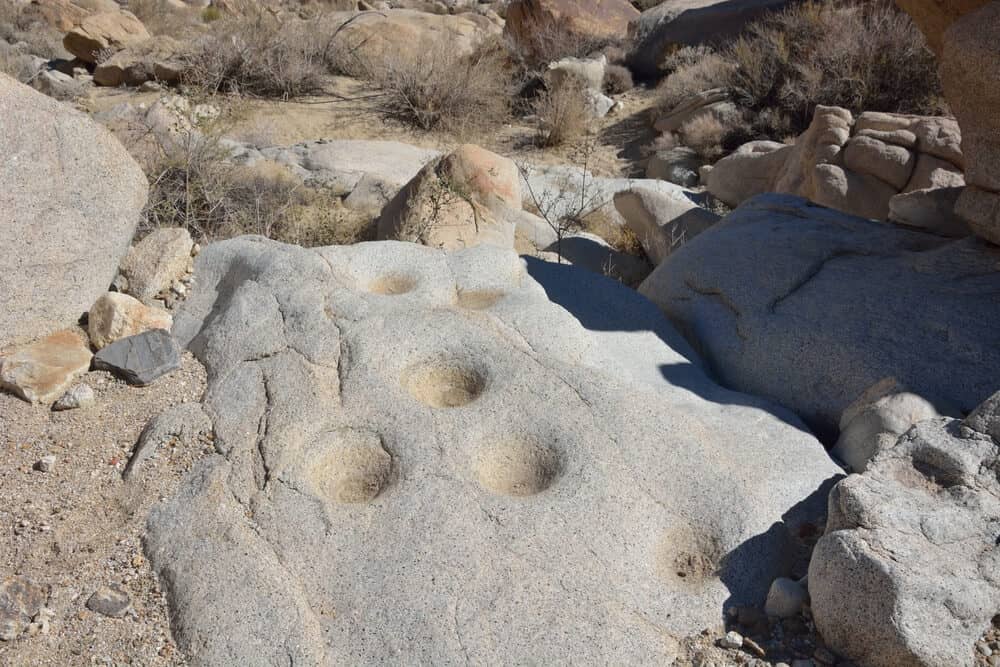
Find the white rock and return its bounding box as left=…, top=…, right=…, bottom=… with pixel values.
left=52, top=384, right=95, bottom=411
left=720, top=630, right=744, bottom=649
left=764, top=577, right=808, bottom=618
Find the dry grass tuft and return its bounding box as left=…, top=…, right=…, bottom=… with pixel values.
left=603, top=64, right=634, bottom=95
left=533, top=75, right=592, bottom=147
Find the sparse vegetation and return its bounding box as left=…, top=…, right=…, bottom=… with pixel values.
left=533, top=74, right=592, bottom=147
left=658, top=1, right=944, bottom=142
left=603, top=64, right=634, bottom=95
left=369, top=38, right=513, bottom=135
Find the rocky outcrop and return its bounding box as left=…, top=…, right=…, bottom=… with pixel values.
left=810, top=398, right=1000, bottom=666
left=706, top=106, right=967, bottom=233
left=92, top=37, right=187, bottom=87
left=640, top=194, right=1000, bottom=440
left=376, top=144, right=520, bottom=250
left=628, top=0, right=793, bottom=78
left=0, top=74, right=147, bottom=346
left=148, top=236, right=841, bottom=663
left=22, top=0, right=120, bottom=31
left=941, top=3, right=1000, bottom=245
left=63, top=10, right=150, bottom=64
left=505, top=0, right=638, bottom=56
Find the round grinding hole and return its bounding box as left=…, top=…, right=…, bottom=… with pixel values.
left=401, top=360, right=487, bottom=408
left=655, top=524, right=726, bottom=588
left=456, top=289, right=506, bottom=311
left=307, top=430, right=392, bottom=504
left=368, top=274, right=417, bottom=295
left=476, top=439, right=561, bottom=497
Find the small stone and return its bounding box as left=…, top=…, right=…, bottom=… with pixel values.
left=138, top=80, right=161, bottom=92
left=34, top=456, right=56, bottom=473
left=766, top=577, right=809, bottom=619
left=88, top=292, right=173, bottom=350
left=0, top=331, right=92, bottom=404
left=52, top=384, right=95, bottom=411
left=979, top=642, right=993, bottom=656
left=120, top=228, right=194, bottom=301
left=0, top=620, right=17, bottom=641
left=91, top=330, right=181, bottom=386
left=110, top=274, right=129, bottom=293
left=743, top=636, right=767, bottom=658
left=0, top=576, right=48, bottom=640
left=85, top=586, right=130, bottom=618
left=720, top=630, right=744, bottom=650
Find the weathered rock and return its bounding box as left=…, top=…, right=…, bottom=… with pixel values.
left=0, top=577, right=48, bottom=642
left=832, top=378, right=944, bottom=472
left=32, top=69, right=82, bottom=99
left=52, top=383, right=95, bottom=411
left=125, top=402, right=212, bottom=480
left=0, top=74, right=147, bottom=346
left=92, top=329, right=180, bottom=386
left=810, top=407, right=1000, bottom=666
left=628, top=0, right=794, bottom=77
left=331, top=9, right=500, bottom=69
left=85, top=586, right=130, bottom=618
left=894, top=0, right=991, bottom=54
left=941, top=3, right=1000, bottom=245
left=707, top=107, right=965, bottom=224
left=640, top=194, right=1000, bottom=440
left=505, top=0, right=638, bottom=57
left=547, top=55, right=606, bottom=93
left=764, top=577, right=807, bottom=619
left=0, top=330, right=93, bottom=404
left=647, top=146, right=702, bottom=188
left=889, top=186, right=970, bottom=237
left=613, top=187, right=720, bottom=265
left=93, top=36, right=187, bottom=87
left=965, top=390, right=1000, bottom=442
left=377, top=145, right=519, bottom=250
left=88, top=293, right=173, bottom=349
left=63, top=10, right=150, bottom=64
left=119, top=228, right=194, bottom=302
left=149, top=236, right=841, bottom=663
left=23, top=0, right=120, bottom=32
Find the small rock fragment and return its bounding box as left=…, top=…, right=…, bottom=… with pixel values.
left=119, top=228, right=194, bottom=301
left=34, top=456, right=56, bottom=473
left=88, top=292, right=172, bottom=350
left=52, top=384, right=95, bottom=411
left=720, top=630, right=744, bottom=650
left=0, top=576, right=48, bottom=641
left=91, top=330, right=180, bottom=386
left=85, top=586, right=130, bottom=618
left=0, top=331, right=92, bottom=404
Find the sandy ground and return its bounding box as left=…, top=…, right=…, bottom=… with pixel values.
left=0, top=352, right=207, bottom=666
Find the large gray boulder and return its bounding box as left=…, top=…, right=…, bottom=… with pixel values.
left=809, top=400, right=1000, bottom=666
left=0, top=74, right=147, bottom=346
left=628, top=0, right=794, bottom=78
left=640, top=194, right=1000, bottom=440
left=148, top=237, right=841, bottom=664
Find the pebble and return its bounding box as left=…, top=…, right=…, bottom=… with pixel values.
left=52, top=384, right=95, bottom=411
left=720, top=630, right=744, bottom=650
left=766, top=577, right=809, bottom=618
left=979, top=642, right=993, bottom=656
left=34, top=455, right=56, bottom=473
left=85, top=586, right=131, bottom=618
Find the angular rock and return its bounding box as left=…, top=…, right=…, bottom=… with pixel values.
left=92, top=329, right=180, bottom=386
left=124, top=402, right=212, bottom=480
left=63, top=10, right=150, bottom=64
left=810, top=408, right=1000, bottom=666
left=0, top=330, right=93, bottom=404
left=52, top=383, right=95, bottom=411
left=965, top=390, right=1000, bottom=442
left=88, top=292, right=172, bottom=349
left=0, top=74, right=147, bottom=346
left=119, top=228, right=194, bottom=302
left=903, top=153, right=965, bottom=193
left=764, top=577, right=807, bottom=619
left=640, top=194, right=1000, bottom=440
left=0, top=577, right=48, bottom=642
left=85, top=586, right=130, bottom=618
left=149, top=237, right=841, bottom=664
left=92, top=36, right=187, bottom=87
left=376, top=144, right=519, bottom=250
left=613, top=188, right=720, bottom=265
left=889, top=186, right=970, bottom=237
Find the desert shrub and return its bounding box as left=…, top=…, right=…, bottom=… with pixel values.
left=369, top=38, right=512, bottom=134
left=533, top=75, right=591, bottom=147
left=658, top=1, right=944, bottom=139
left=0, top=42, right=37, bottom=83
left=0, top=3, right=68, bottom=60
left=140, top=133, right=371, bottom=245
left=678, top=115, right=729, bottom=161
left=603, top=64, right=634, bottom=95
left=201, top=6, right=223, bottom=22
left=508, top=20, right=623, bottom=76
left=128, top=0, right=198, bottom=38
left=183, top=10, right=326, bottom=98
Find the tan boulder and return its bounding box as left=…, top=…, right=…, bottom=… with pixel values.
left=889, top=187, right=970, bottom=237
left=120, top=228, right=195, bottom=302
left=63, top=10, right=151, bottom=64
left=376, top=145, right=519, bottom=250
left=93, top=37, right=187, bottom=87
left=23, top=0, right=120, bottom=31
left=812, top=163, right=897, bottom=222
left=903, top=153, right=965, bottom=192
left=894, top=0, right=990, bottom=54
left=505, top=0, right=639, bottom=55
left=842, top=135, right=916, bottom=191
left=88, top=293, right=173, bottom=350
left=0, top=330, right=92, bottom=404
